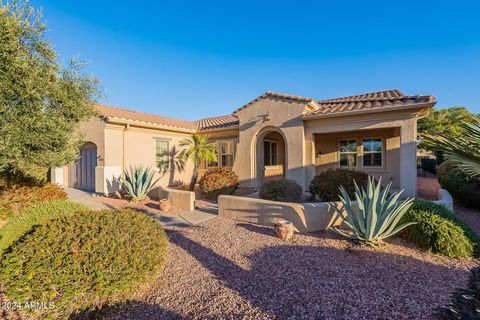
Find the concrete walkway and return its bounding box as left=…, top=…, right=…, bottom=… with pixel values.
left=65, top=188, right=110, bottom=210
left=64, top=188, right=217, bottom=228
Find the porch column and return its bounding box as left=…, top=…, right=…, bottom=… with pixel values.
left=304, top=132, right=316, bottom=191
left=399, top=118, right=417, bottom=198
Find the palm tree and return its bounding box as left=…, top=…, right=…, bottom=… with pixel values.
left=179, top=134, right=217, bottom=190
left=423, top=116, right=480, bottom=177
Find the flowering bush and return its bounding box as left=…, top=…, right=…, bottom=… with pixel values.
left=0, top=184, right=67, bottom=219
left=199, top=167, right=239, bottom=199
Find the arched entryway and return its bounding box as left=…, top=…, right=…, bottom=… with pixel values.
left=254, top=127, right=287, bottom=187
left=74, top=142, right=97, bottom=191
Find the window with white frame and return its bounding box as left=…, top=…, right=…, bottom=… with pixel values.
left=339, top=139, right=357, bottom=167
left=363, top=138, right=383, bottom=167
left=264, top=140, right=278, bottom=166
left=207, top=144, right=218, bottom=167
left=220, top=140, right=235, bottom=167
left=155, top=140, right=170, bottom=170
left=207, top=140, right=234, bottom=167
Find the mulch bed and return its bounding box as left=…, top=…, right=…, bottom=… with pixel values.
left=88, top=218, right=478, bottom=320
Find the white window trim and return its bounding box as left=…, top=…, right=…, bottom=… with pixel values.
left=338, top=138, right=358, bottom=168
left=219, top=139, right=235, bottom=168
left=361, top=137, right=385, bottom=168
left=155, top=139, right=170, bottom=171
left=264, top=139, right=279, bottom=167
left=207, top=139, right=236, bottom=168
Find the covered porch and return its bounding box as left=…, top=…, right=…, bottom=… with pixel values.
left=304, top=113, right=418, bottom=198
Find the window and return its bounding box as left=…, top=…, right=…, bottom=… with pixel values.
left=155, top=140, right=169, bottom=170
left=363, top=138, right=383, bottom=167
left=264, top=140, right=278, bottom=166
left=339, top=139, right=357, bottom=167
left=220, top=140, right=235, bottom=167
left=207, top=144, right=218, bottom=167
left=207, top=140, right=234, bottom=167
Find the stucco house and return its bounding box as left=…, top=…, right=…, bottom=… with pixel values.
left=51, top=89, right=435, bottom=198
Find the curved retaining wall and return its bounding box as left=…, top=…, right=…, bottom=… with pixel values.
left=218, top=195, right=351, bottom=232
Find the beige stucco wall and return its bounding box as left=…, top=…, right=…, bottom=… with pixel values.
left=304, top=109, right=419, bottom=197
left=218, top=195, right=347, bottom=232
left=314, top=127, right=401, bottom=188
left=103, top=123, right=195, bottom=192
left=62, top=117, right=105, bottom=188
left=234, top=96, right=309, bottom=190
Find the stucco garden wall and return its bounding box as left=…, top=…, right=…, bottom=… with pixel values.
left=218, top=195, right=348, bottom=233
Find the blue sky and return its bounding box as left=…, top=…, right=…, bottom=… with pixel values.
left=34, top=0, right=480, bottom=120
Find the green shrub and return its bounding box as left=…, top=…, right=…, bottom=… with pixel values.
left=259, top=179, right=302, bottom=202
left=0, top=184, right=67, bottom=219
left=309, top=168, right=369, bottom=201
left=401, top=200, right=480, bottom=258
left=436, top=161, right=480, bottom=208
left=0, top=200, right=88, bottom=253
left=435, top=267, right=480, bottom=319
left=0, top=209, right=168, bottom=319
left=199, top=167, right=239, bottom=199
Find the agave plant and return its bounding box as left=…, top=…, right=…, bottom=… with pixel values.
left=122, top=165, right=161, bottom=201
left=330, top=176, right=415, bottom=245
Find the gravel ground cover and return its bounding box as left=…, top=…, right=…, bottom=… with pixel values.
left=86, top=217, right=477, bottom=320
left=455, top=204, right=480, bottom=236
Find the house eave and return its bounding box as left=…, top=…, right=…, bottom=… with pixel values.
left=105, top=117, right=196, bottom=133
left=302, top=102, right=436, bottom=121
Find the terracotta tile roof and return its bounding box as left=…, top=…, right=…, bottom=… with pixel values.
left=96, top=104, right=197, bottom=130
left=306, top=89, right=436, bottom=116
left=233, top=91, right=315, bottom=115
left=195, top=115, right=239, bottom=130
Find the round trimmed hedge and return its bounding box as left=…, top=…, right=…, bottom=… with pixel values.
left=400, top=200, right=480, bottom=258
left=0, top=199, right=88, bottom=253
left=309, top=168, right=369, bottom=201
left=259, top=179, right=302, bottom=202
left=437, top=161, right=480, bottom=208
left=199, top=167, right=239, bottom=199
left=0, top=209, right=168, bottom=319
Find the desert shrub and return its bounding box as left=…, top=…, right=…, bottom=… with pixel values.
left=309, top=168, right=369, bottom=201
left=420, top=158, right=437, bottom=174
left=400, top=200, right=480, bottom=258
left=259, top=179, right=302, bottom=202
left=0, top=184, right=67, bottom=219
left=199, top=167, right=239, bottom=199
left=436, top=161, right=480, bottom=208
left=435, top=267, right=480, bottom=320
left=0, top=209, right=168, bottom=319
left=0, top=200, right=88, bottom=253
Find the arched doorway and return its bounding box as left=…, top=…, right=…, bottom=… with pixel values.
left=74, top=142, right=97, bottom=191
left=254, top=128, right=287, bottom=187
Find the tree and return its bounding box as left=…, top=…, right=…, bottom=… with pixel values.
left=423, top=116, right=480, bottom=178
left=179, top=134, right=217, bottom=191
left=418, top=107, right=478, bottom=153
left=0, top=1, right=100, bottom=185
